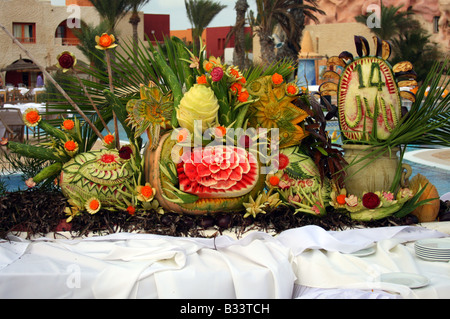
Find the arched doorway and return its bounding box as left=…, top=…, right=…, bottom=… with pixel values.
left=55, top=19, right=82, bottom=46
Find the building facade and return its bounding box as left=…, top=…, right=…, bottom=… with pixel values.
left=0, top=0, right=169, bottom=88
left=252, top=0, right=449, bottom=64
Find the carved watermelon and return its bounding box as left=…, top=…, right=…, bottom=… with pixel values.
left=60, top=149, right=133, bottom=209
left=320, top=36, right=415, bottom=142
left=338, top=56, right=401, bottom=141
left=144, top=133, right=266, bottom=215
left=177, top=146, right=259, bottom=198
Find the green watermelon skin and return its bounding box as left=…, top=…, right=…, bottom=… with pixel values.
left=60, top=149, right=133, bottom=208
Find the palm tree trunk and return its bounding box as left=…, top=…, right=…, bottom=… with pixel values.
left=130, top=12, right=141, bottom=56
left=259, top=30, right=276, bottom=65
left=233, top=0, right=249, bottom=70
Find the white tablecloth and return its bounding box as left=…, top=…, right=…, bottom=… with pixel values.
left=0, top=224, right=448, bottom=299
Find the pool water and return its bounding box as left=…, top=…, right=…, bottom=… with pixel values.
left=1, top=173, right=27, bottom=193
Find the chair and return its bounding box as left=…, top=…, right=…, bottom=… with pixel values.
left=0, top=108, right=25, bottom=142
left=0, top=91, right=6, bottom=104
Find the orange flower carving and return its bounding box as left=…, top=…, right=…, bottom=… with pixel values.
left=95, top=33, right=118, bottom=50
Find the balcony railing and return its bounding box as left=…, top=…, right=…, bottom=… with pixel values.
left=54, top=37, right=80, bottom=46
left=15, top=37, right=36, bottom=44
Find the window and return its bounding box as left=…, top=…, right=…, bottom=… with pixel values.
left=13, top=23, right=36, bottom=43
left=433, top=16, right=440, bottom=33
left=217, top=38, right=225, bottom=50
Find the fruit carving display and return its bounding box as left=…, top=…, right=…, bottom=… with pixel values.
left=4, top=33, right=443, bottom=227
left=247, top=75, right=309, bottom=148
left=320, top=36, right=417, bottom=142
left=266, top=147, right=330, bottom=216
left=319, top=35, right=438, bottom=221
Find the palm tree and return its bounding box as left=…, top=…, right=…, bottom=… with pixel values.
left=73, top=21, right=108, bottom=71
left=275, top=1, right=324, bottom=62
left=355, top=4, right=419, bottom=41
left=251, top=0, right=324, bottom=65
left=127, top=0, right=151, bottom=50
left=232, top=0, right=249, bottom=69
left=185, top=0, right=227, bottom=50
left=355, top=4, right=441, bottom=82
left=89, top=0, right=133, bottom=33
left=391, top=29, right=441, bottom=83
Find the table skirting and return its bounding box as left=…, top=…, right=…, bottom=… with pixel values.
left=0, top=223, right=449, bottom=299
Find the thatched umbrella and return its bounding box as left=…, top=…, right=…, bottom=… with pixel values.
left=1, top=56, right=40, bottom=73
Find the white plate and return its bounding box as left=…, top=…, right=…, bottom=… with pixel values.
left=415, top=238, right=450, bottom=251
left=379, top=272, right=429, bottom=289
left=349, top=246, right=376, bottom=257
left=416, top=254, right=450, bottom=262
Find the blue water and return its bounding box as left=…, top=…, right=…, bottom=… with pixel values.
left=1, top=173, right=27, bottom=193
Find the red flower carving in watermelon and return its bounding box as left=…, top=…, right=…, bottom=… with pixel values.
left=177, top=146, right=259, bottom=198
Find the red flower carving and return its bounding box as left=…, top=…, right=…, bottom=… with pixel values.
left=211, top=67, right=224, bottom=82
left=362, top=192, right=381, bottom=209
left=181, top=146, right=251, bottom=190
left=57, top=52, right=76, bottom=71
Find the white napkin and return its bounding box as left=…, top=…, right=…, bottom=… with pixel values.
left=277, top=225, right=447, bottom=255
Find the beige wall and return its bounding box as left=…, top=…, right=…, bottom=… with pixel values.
left=0, top=0, right=144, bottom=85
left=252, top=23, right=374, bottom=64
left=303, top=23, right=375, bottom=58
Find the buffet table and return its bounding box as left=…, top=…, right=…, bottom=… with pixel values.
left=0, top=223, right=449, bottom=299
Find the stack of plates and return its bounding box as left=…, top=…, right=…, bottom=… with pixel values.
left=414, top=238, right=450, bottom=262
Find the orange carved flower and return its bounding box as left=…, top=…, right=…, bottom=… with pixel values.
left=136, top=183, right=156, bottom=202
left=62, top=119, right=75, bottom=131
left=272, top=73, right=283, bottom=85
left=104, top=134, right=115, bottom=145
left=95, top=33, right=118, bottom=50
left=230, top=82, right=242, bottom=95
left=269, top=175, right=280, bottom=186
left=286, top=83, right=299, bottom=96
left=23, top=108, right=41, bottom=127
left=64, top=140, right=78, bottom=155
left=204, top=61, right=213, bottom=72
left=127, top=205, right=136, bottom=215
left=85, top=197, right=101, bottom=214
left=336, top=194, right=347, bottom=205
left=214, top=126, right=226, bottom=137
left=197, top=75, right=207, bottom=85
left=177, top=128, right=190, bottom=143
left=237, top=89, right=249, bottom=102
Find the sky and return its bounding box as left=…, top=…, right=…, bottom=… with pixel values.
left=50, top=0, right=257, bottom=30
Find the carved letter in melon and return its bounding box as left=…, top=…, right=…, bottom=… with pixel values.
left=338, top=57, right=401, bottom=141
left=144, top=133, right=265, bottom=215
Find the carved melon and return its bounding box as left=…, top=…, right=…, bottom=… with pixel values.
left=60, top=149, right=133, bottom=209
left=338, top=56, right=401, bottom=141
left=177, top=145, right=259, bottom=198
left=144, top=133, right=265, bottom=215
